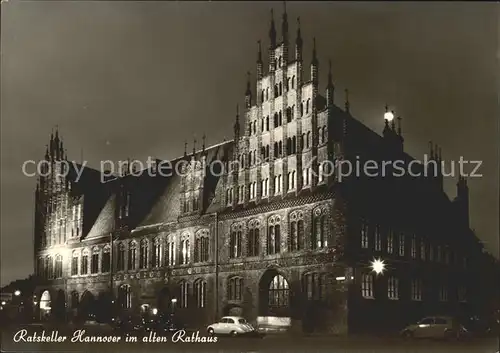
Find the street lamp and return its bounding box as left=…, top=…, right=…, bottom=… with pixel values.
left=14, top=290, right=21, bottom=296
left=370, top=258, right=386, bottom=275
left=1, top=301, right=6, bottom=306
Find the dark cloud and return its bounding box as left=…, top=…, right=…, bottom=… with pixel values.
left=1, top=1, right=497, bottom=285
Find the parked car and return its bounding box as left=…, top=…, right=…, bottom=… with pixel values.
left=400, top=316, right=468, bottom=339
left=207, top=316, right=259, bottom=337
left=112, top=315, right=146, bottom=335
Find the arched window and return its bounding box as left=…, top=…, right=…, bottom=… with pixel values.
left=274, top=142, right=278, bottom=158
left=269, top=274, right=289, bottom=307
left=128, top=241, right=137, bottom=270
left=274, top=84, right=279, bottom=98
left=274, top=113, right=279, bottom=128
left=286, top=138, right=291, bottom=155
left=292, top=136, right=297, bottom=154
left=180, top=237, right=190, bottom=265
left=306, top=99, right=310, bottom=114
left=306, top=131, right=311, bottom=148
left=139, top=239, right=148, bottom=269
left=266, top=116, right=269, bottom=131
left=165, top=235, right=176, bottom=266
left=102, top=245, right=111, bottom=273
left=117, top=243, right=125, bottom=271
left=152, top=237, right=162, bottom=268
left=81, top=250, right=89, bottom=275
left=195, top=230, right=210, bottom=263
left=71, top=251, right=79, bottom=276
left=278, top=111, right=282, bottom=125
left=300, top=103, right=304, bottom=117
left=291, top=76, right=295, bottom=89
left=261, top=90, right=265, bottom=103
left=266, top=88, right=269, bottom=100
left=279, top=82, right=283, bottom=96
left=289, top=212, right=304, bottom=252
left=278, top=141, right=282, bottom=156
left=267, top=217, right=281, bottom=255
left=54, top=254, right=63, bottom=278
left=230, top=226, right=242, bottom=258
left=91, top=247, right=99, bottom=274
left=118, top=285, right=132, bottom=309
left=179, top=281, right=189, bottom=308
left=286, top=78, right=290, bottom=91
left=247, top=221, right=260, bottom=257
left=228, top=277, right=243, bottom=301
left=194, top=279, right=207, bottom=308
left=312, top=214, right=327, bottom=249
left=303, top=272, right=328, bottom=302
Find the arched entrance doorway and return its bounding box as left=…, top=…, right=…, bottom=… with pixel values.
left=79, top=291, right=95, bottom=321
left=52, top=290, right=66, bottom=322
left=157, top=287, right=171, bottom=315
left=39, top=290, right=51, bottom=321
left=258, top=269, right=292, bottom=331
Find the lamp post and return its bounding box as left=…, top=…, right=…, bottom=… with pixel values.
left=370, top=258, right=387, bottom=275
left=171, top=298, right=177, bottom=315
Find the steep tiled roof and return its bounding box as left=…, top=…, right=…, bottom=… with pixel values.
left=86, top=194, right=117, bottom=239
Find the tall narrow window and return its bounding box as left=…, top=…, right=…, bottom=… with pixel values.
left=195, top=279, right=207, bottom=308
left=54, top=255, right=63, bottom=278
left=247, top=226, right=259, bottom=257
left=165, top=236, right=176, bottom=266
left=117, top=243, right=125, bottom=271
left=361, top=219, right=369, bottom=249
left=102, top=246, right=111, bottom=273
left=361, top=274, right=374, bottom=298
left=420, top=240, right=426, bottom=261
left=411, top=279, right=422, bottom=301
left=180, top=238, right=190, bottom=265
left=81, top=251, right=88, bottom=275
left=312, top=214, right=327, bottom=249
left=399, top=233, right=405, bottom=256
left=152, top=237, right=161, bottom=268
left=229, top=230, right=242, bottom=258
left=71, top=251, right=79, bottom=276
left=387, top=230, right=394, bottom=254
left=228, top=277, right=243, bottom=301
left=128, top=241, right=137, bottom=270
left=374, top=225, right=381, bottom=251
left=179, top=281, right=189, bottom=308
left=91, top=247, right=99, bottom=274
left=411, top=235, right=417, bottom=259
left=388, top=277, right=399, bottom=300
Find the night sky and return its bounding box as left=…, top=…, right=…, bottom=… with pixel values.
left=1, top=1, right=498, bottom=286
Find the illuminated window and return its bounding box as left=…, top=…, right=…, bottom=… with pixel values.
left=152, top=237, right=162, bottom=268
left=361, top=219, right=369, bottom=249
left=399, top=233, right=405, bottom=256
left=269, top=275, right=289, bottom=307
left=54, top=255, right=63, bottom=278
left=420, top=240, right=426, bottom=261
left=387, top=230, right=394, bottom=254
left=312, top=214, right=327, bottom=249
left=361, top=274, right=374, bottom=299
left=374, top=225, right=381, bottom=251
left=411, top=235, right=417, bottom=259
left=388, top=277, right=399, bottom=300
left=165, top=236, right=176, bottom=266
left=118, top=285, right=132, bottom=309
left=267, top=224, right=281, bottom=255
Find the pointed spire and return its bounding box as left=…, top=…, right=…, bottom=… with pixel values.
left=296, top=17, right=302, bottom=46
left=312, top=37, right=318, bottom=65
left=269, top=8, right=276, bottom=48
left=184, top=140, right=188, bottom=157
left=202, top=134, right=206, bottom=152
left=390, top=111, right=396, bottom=130
left=282, top=1, right=288, bottom=43
left=193, top=137, right=197, bottom=156
left=326, top=59, right=334, bottom=106
left=246, top=71, right=251, bottom=95
left=344, top=89, right=350, bottom=113
left=257, top=40, right=262, bottom=63
left=234, top=104, right=240, bottom=137
left=397, top=116, right=402, bottom=135
left=45, top=145, right=50, bottom=161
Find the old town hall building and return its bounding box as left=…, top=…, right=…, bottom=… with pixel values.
left=33, top=8, right=486, bottom=334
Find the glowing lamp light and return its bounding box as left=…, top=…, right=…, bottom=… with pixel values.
left=384, top=111, right=394, bottom=122
left=14, top=290, right=21, bottom=296
left=370, top=258, right=386, bottom=275
left=1, top=301, right=5, bottom=306
left=171, top=298, right=177, bottom=304
left=152, top=308, right=158, bottom=315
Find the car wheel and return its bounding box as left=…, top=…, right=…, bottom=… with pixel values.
left=230, top=331, right=238, bottom=337
left=207, top=328, right=215, bottom=336
left=402, top=330, right=413, bottom=339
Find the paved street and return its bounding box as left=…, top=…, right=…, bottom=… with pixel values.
left=1, top=325, right=498, bottom=353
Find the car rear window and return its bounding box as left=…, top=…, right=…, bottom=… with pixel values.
left=238, top=319, right=247, bottom=324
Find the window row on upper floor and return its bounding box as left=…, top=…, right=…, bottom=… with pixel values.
left=359, top=219, right=467, bottom=268
left=260, top=76, right=297, bottom=103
